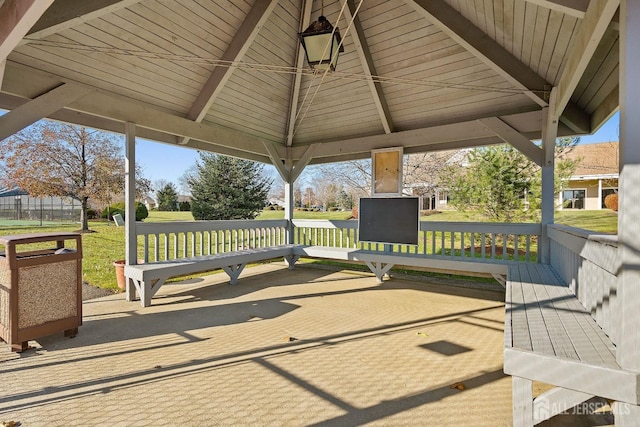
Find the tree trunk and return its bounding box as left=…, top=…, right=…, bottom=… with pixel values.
left=81, top=196, right=89, bottom=231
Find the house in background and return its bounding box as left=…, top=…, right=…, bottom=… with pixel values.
left=559, top=142, right=618, bottom=210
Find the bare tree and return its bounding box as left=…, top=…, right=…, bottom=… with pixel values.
left=314, top=179, right=339, bottom=210
left=0, top=122, right=150, bottom=231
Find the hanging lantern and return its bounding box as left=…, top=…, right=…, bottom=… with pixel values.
left=299, top=15, right=344, bottom=72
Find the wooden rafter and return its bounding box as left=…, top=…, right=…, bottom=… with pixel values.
left=180, top=0, right=279, bottom=145
left=285, top=0, right=312, bottom=147
left=479, top=117, right=544, bottom=166
left=524, top=0, right=588, bottom=18
left=23, top=0, right=142, bottom=44
left=345, top=0, right=394, bottom=134
left=0, top=0, right=53, bottom=60
left=406, top=0, right=591, bottom=133
left=0, top=83, right=93, bottom=140
left=554, top=0, right=620, bottom=117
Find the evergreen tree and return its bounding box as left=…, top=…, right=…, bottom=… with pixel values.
left=156, top=182, right=179, bottom=211
left=441, top=138, right=579, bottom=222
left=337, top=188, right=354, bottom=210
left=188, top=153, right=271, bottom=220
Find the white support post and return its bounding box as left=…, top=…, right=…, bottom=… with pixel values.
left=616, top=0, right=640, bottom=423
left=284, top=174, right=294, bottom=245
left=0, top=59, right=5, bottom=90
left=124, top=122, right=137, bottom=301
left=540, top=89, right=558, bottom=265
left=598, top=179, right=603, bottom=210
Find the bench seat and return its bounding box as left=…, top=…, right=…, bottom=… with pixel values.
left=504, top=263, right=640, bottom=426
left=124, top=245, right=300, bottom=307
left=293, top=246, right=508, bottom=279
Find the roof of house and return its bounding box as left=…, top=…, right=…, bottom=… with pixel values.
left=563, top=142, right=619, bottom=177
left=0, top=187, right=28, bottom=198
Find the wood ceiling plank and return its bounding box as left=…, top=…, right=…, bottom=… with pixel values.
left=554, top=0, right=619, bottom=115
left=345, top=0, right=394, bottom=134
left=180, top=0, right=279, bottom=146
left=407, top=0, right=591, bottom=133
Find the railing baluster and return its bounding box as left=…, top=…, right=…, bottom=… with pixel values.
left=491, top=233, right=496, bottom=260
left=154, top=234, right=159, bottom=262
left=450, top=232, right=454, bottom=257
left=470, top=232, right=475, bottom=258
left=481, top=233, right=486, bottom=259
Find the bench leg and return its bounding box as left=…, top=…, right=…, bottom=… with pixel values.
left=223, top=264, right=246, bottom=285
left=284, top=255, right=300, bottom=270
left=513, top=376, right=533, bottom=427
left=613, top=402, right=640, bottom=426
left=364, top=261, right=394, bottom=283
left=533, top=387, right=593, bottom=424
left=126, top=276, right=137, bottom=302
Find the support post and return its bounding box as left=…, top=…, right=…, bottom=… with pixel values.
left=540, top=89, right=558, bottom=264
left=124, top=122, right=137, bottom=301
left=616, top=0, right=640, bottom=423
left=284, top=167, right=294, bottom=245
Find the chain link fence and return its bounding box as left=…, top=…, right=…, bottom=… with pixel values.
left=0, top=194, right=81, bottom=223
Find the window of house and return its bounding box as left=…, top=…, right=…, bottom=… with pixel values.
left=601, top=188, right=618, bottom=208
left=563, top=189, right=586, bottom=209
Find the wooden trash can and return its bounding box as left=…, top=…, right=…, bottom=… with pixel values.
left=0, top=232, right=82, bottom=352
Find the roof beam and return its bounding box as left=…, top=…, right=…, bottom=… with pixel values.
left=290, top=143, right=320, bottom=182
left=345, top=0, right=394, bottom=134
left=554, top=0, right=619, bottom=116
left=0, top=91, right=180, bottom=145
left=0, top=83, right=93, bottom=140
left=263, top=141, right=290, bottom=181
left=23, top=0, right=142, bottom=44
left=524, top=0, right=588, bottom=18
left=69, top=91, right=273, bottom=157
left=285, top=0, right=312, bottom=146
left=406, top=0, right=591, bottom=133
left=479, top=117, right=544, bottom=166
left=180, top=0, right=278, bottom=145
left=0, top=0, right=53, bottom=61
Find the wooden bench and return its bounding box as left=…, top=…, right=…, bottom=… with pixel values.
left=124, top=245, right=300, bottom=307
left=293, top=246, right=509, bottom=280
left=504, top=263, right=640, bottom=426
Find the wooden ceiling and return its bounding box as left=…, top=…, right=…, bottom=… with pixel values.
left=0, top=0, right=620, bottom=167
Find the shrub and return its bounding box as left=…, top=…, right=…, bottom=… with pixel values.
left=328, top=207, right=339, bottom=212
left=86, top=208, right=98, bottom=219
left=604, top=193, right=618, bottom=211
left=101, top=202, right=149, bottom=221
left=179, top=201, right=191, bottom=211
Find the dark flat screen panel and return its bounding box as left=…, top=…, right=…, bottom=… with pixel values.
left=358, top=197, right=419, bottom=245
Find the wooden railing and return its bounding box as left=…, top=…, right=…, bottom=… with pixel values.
left=548, top=224, right=620, bottom=345
left=137, top=219, right=541, bottom=265
left=136, top=220, right=288, bottom=263
left=292, top=219, right=540, bottom=263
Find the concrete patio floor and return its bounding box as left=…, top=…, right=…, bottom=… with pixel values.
left=0, top=263, right=612, bottom=426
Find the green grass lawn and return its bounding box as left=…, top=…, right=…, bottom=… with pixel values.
left=0, top=208, right=617, bottom=291
left=257, top=209, right=353, bottom=220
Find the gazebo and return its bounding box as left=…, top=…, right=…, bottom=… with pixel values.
left=0, top=0, right=638, bottom=424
